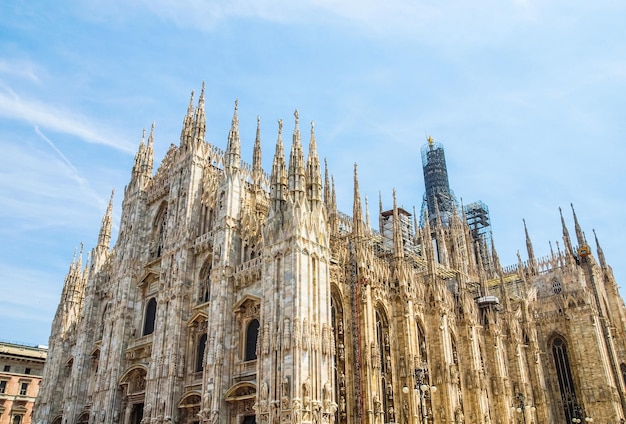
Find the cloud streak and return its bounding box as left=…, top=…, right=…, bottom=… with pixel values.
left=0, top=80, right=135, bottom=154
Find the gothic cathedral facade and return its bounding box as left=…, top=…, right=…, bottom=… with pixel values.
left=35, top=85, right=626, bottom=424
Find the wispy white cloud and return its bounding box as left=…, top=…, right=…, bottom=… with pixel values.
left=0, top=80, right=135, bottom=153
left=81, top=0, right=604, bottom=46
left=0, top=58, right=42, bottom=83
left=0, top=133, right=111, bottom=233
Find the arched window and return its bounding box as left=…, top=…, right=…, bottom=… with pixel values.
left=97, top=304, right=109, bottom=340
left=153, top=204, right=167, bottom=258
left=552, top=277, right=562, bottom=294
left=552, top=336, right=577, bottom=422
left=196, top=334, right=207, bottom=372
left=375, top=309, right=393, bottom=423
left=199, top=261, right=212, bottom=303
left=244, top=319, right=260, bottom=361
left=417, top=321, right=428, bottom=362
left=13, top=415, right=22, bottom=424
left=621, top=363, right=626, bottom=390
left=331, top=292, right=347, bottom=424
left=143, top=298, right=157, bottom=336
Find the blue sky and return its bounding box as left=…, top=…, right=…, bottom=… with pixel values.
left=1, top=1, right=625, bottom=346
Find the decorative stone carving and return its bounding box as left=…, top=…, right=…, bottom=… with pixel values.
left=283, top=318, right=291, bottom=350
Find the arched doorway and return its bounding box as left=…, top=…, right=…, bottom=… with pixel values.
left=119, top=366, right=147, bottom=424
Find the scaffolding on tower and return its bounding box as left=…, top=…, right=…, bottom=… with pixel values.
left=464, top=200, right=493, bottom=272
left=419, top=136, right=459, bottom=226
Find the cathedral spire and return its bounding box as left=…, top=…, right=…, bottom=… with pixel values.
left=365, top=195, right=371, bottom=233
left=269, top=119, right=287, bottom=213
left=392, top=189, right=404, bottom=259
left=252, top=116, right=263, bottom=186
left=352, top=163, right=365, bottom=238
left=433, top=199, right=449, bottom=267
left=306, top=121, right=322, bottom=210
left=492, top=235, right=509, bottom=308
left=331, top=176, right=337, bottom=215
left=422, top=208, right=436, bottom=275
left=516, top=250, right=526, bottom=279
left=180, top=90, right=194, bottom=149
left=224, top=99, right=241, bottom=171
left=571, top=203, right=587, bottom=247
left=323, top=158, right=331, bottom=211
left=559, top=207, right=575, bottom=263
left=593, top=229, right=608, bottom=271
left=378, top=191, right=384, bottom=235
left=56, top=243, right=88, bottom=335
left=523, top=219, right=536, bottom=274
left=144, top=122, right=155, bottom=176
left=130, top=126, right=154, bottom=188
left=476, top=242, right=488, bottom=296
left=330, top=175, right=338, bottom=233
left=287, top=110, right=306, bottom=205
left=131, top=129, right=146, bottom=179
left=192, top=82, right=206, bottom=150
left=434, top=198, right=444, bottom=229
left=97, top=190, right=114, bottom=249
left=491, top=233, right=502, bottom=275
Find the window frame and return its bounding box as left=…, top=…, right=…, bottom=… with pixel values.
left=244, top=319, right=260, bottom=362
left=142, top=297, right=157, bottom=336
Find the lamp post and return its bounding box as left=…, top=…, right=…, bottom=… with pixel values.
left=571, top=404, right=593, bottom=423
left=402, top=364, right=436, bottom=424
left=511, top=393, right=535, bottom=424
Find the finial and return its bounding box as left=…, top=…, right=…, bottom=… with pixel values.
left=142, top=128, right=146, bottom=143
left=196, top=83, right=205, bottom=109
left=278, top=119, right=283, bottom=136
left=231, top=99, right=239, bottom=128
left=257, top=115, right=261, bottom=127
left=187, top=90, right=195, bottom=114
left=427, top=135, right=434, bottom=146
left=148, top=122, right=155, bottom=146
left=294, top=109, right=299, bottom=127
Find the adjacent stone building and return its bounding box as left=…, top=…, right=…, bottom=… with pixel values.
left=0, top=342, right=47, bottom=424
left=34, top=85, right=626, bottom=424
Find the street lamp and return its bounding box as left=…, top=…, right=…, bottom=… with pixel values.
left=402, top=364, right=436, bottom=424
left=511, top=393, right=535, bottom=424
left=572, top=404, right=593, bottom=423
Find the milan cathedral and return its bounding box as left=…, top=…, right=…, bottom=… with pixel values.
left=35, top=85, right=626, bottom=424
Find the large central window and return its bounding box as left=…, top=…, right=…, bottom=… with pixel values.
left=552, top=336, right=577, bottom=422
left=143, top=298, right=157, bottom=336
left=245, top=319, right=260, bottom=361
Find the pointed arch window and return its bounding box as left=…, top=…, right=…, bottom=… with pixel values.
left=143, top=297, right=157, bottom=336
left=199, top=261, right=212, bottom=303
left=552, top=336, right=578, bottom=422
left=152, top=204, right=167, bottom=259
left=97, top=304, right=110, bottom=341
left=417, top=321, right=428, bottom=362
left=375, top=309, right=393, bottom=423
left=244, top=319, right=260, bottom=361
left=196, top=334, right=207, bottom=372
